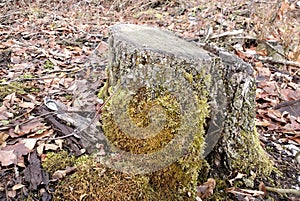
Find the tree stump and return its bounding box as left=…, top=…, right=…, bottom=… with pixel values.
left=97, top=24, right=274, bottom=200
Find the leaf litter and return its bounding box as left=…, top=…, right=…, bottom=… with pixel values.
left=0, top=0, right=300, bottom=200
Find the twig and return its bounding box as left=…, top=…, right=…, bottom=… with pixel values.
left=253, top=0, right=277, bottom=4
left=273, top=99, right=300, bottom=110
left=41, top=67, right=81, bottom=75
left=47, top=132, right=79, bottom=140
left=257, top=56, right=300, bottom=68
left=209, top=29, right=244, bottom=40
left=266, top=186, right=300, bottom=197
left=265, top=41, right=288, bottom=60
left=0, top=11, right=23, bottom=19
left=1, top=76, right=59, bottom=84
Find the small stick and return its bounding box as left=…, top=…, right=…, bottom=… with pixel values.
left=257, top=56, right=300, bottom=68
left=265, top=186, right=300, bottom=197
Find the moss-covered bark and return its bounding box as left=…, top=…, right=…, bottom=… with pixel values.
left=98, top=25, right=212, bottom=198
left=43, top=24, right=275, bottom=200
left=208, top=48, right=274, bottom=178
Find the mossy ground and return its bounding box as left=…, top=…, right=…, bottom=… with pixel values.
left=42, top=152, right=157, bottom=201
left=0, top=80, right=37, bottom=100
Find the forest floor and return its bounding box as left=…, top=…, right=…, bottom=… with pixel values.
left=0, top=0, right=300, bottom=200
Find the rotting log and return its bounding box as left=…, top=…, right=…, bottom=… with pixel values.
left=51, top=24, right=275, bottom=201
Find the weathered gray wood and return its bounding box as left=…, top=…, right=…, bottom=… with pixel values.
left=98, top=24, right=274, bottom=200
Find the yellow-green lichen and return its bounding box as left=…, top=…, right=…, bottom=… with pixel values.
left=43, top=60, right=54, bottom=69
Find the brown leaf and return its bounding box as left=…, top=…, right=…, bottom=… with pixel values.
left=13, top=120, right=45, bottom=137
left=0, top=105, right=14, bottom=120
left=1, top=138, right=37, bottom=166
left=280, top=88, right=300, bottom=101
left=44, top=143, right=59, bottom=151
left=12, top=184, right=25, bottom=191
left=257, top=81, right=277, bottom=95
left=196, top=178, right=216, bottom=199
left=0, top=132, right=9, bottom=145
left=289, top=136, right=300, bottom=144
left=256, top=66, right=271, bottom=78
left=96, top=41, right=108, bottom=54
left=258, top=182, right=266, bottom=198
left=6, top=190, right=16, bottom=198
left=255, top=119, right=270, bottom=127
left=0, top=150, right=17, bottom=166
left=266, top=109, right=286, bottom=123
left=3, top=93, right=16, bottom=107
left=19, top=101, right=35, bottom=109
left=24, top=151, right=49, bottom=189
left=36, top=143, right=45, bottom=156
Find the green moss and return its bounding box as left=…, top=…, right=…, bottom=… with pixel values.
left=0, top=80, right=34, bottom=100
left=97, top=81, right=109, bottom=100
left=42, top=151, right=76, bottom=175
left=21, top=73, right=35, bottom=79
left=230, top=127, right=275, bottom=177
left=42, top=151, right=158, bottom=201
left=103, top=87, right=181, bottom=154
left=99, top=67, right=210, bottom=200
left=183, top=71, right=194, bottom=83
left=43, top=60, right=54, bottom=69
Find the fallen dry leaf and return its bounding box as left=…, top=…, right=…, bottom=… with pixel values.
left=258, top=181, right=266, bottom=198
left=0, top=150, right=17, bottom=166
left=0, top=105, right=14, bottom=120
left=6, top=190, right=16, bottom=198
left=0, top=138, right=37, bottom=166
left=12, top=184, right=25, bottom=191
left=0, top=132, right=9, bottom=145
left=44, top=143, right=59, bottom=151
left=255, top=119, right=271, bottom=127
left=229, top=172, right=246, bottom=185
left=11, top=120, right=45, bottom=137
left=196, top=178, right=216, bottom=199
left=36, top=143, right=45, bottom=156
left=19, top=101, right=35, bottom=109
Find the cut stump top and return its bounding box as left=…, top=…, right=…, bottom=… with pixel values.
left=109, top=24, right=209, bottom=59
